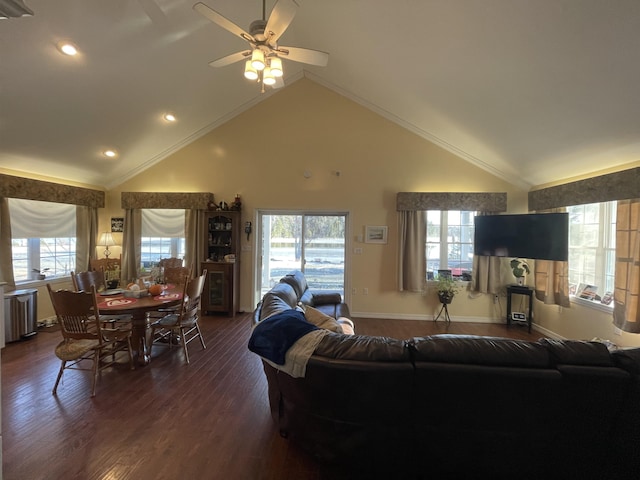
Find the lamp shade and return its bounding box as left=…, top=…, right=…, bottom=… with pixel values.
left=251, top=49, right=265, bottom=70
left=270, top=57, right=283, bottom=77
left=263, top=67, right=276, bottom=85
left=98, top=232, right=117, bottom=258
left=244, top=59, right=258, bottom=80
left=99, top=232, right=116, bottom=247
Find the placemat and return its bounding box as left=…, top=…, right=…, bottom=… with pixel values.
left=154, top=292, right=182, bottom=301
left=97, top=297, right=138, bottom=309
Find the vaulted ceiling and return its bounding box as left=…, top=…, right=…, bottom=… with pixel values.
left=2, top=0, right=639, bottom=190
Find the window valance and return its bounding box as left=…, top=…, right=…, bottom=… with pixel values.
left=0, top=174, right=104, bottom=207
left=529, top=167, right=640, bottom=211
left=396, top=192, right=507, bottom=212
left=121, top=192, right=213, bottom=210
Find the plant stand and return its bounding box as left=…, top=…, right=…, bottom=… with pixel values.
left=434, top=302, right=452, bottom=324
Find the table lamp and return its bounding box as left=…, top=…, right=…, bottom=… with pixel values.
left=99, top=232, right=117, bottom=258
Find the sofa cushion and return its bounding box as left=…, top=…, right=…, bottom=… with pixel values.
left=410, top=334, right=550, bottom=368
left=538, top=338, right=614, bottom=367
left=612, top=347, right=640, bottom=374
left=259, top=283, right=298, bottom=321
left=314, top=333, right=410, bottom=362
left=280, top=271, right=308, bottom=298
left=299, top=289, right=314, bottom=306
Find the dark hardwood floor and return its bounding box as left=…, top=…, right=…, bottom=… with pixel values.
left=1, top=314, right=542, bottom=480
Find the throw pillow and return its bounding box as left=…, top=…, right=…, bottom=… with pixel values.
left=303, top=306, right=343, bottom=333
left=337, top=317, right=355, bottom=335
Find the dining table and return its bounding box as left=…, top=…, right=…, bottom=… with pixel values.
left=96, top=285, right=183, bottom=365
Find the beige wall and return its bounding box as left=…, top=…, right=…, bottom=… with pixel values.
left=535, top=300, right=640, bottom=348
left=107, top=78, right=526, bottom=321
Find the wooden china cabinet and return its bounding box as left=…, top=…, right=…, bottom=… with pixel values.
left=201, top=210, right=240, bottom=316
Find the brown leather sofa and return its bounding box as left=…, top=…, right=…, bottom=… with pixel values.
left=252, top=274, right=640, bottom=479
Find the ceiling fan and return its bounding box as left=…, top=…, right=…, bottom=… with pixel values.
left=193, top=0, right=329, bottom=92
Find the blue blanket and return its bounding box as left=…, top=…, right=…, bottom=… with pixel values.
left=248, top=310, right=319, bottom=365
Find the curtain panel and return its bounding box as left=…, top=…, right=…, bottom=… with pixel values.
left=76, top=206, right=98, bottom=273
left=121, top=209, right=142, bottom=284
left=533, top=208, right=570, bottom=308
left=185, top=209, right=206, bottom=274
left=613, top=199, right=640, bottom=333
left=470, top=213, right=501, bottom=294
left=398, top=211, right=426, bottom=292
left=0, top=197, right=15, bottom=286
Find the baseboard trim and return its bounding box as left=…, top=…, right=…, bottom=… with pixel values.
left=350, top=311, right=563, bottom=338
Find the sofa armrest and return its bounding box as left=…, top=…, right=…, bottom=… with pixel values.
left=310, top=291, right=343, bottom=306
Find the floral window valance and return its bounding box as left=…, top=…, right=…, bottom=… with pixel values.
left=121, top=192, right=213, bottom=210
left=396, top=192, right=507, bottom=212
left=0, top=174, right=104, bottom=207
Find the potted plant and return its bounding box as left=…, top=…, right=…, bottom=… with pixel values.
left=436, top=276, right=460, bottom=304
left=32, top=268, right=50, bottom=280
left=510, top=258, right=530, bottom=285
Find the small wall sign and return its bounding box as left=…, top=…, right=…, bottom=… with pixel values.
left=111, top=217, right=124, bottom=233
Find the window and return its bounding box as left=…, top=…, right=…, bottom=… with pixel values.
left=140, top=209, right=186, bottom=268
left=567, top=201, right=616, bottom=301
left=426, top=210, right=475, bottom=278
left=258, top=212, right=347, bottom=297
left=9, top=199, right=76, bottom=282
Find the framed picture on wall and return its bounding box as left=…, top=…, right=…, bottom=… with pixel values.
left=111, top=217, right=124, bottom=233
left=365, top=225, right=388, bottom=244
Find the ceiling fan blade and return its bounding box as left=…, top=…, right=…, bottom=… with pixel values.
left=138, top=0, right=167, bottom=26
left=208, top=50, right=252, bottom=68
left=265, top=0, right=299, bottom=44
left=277, top=46, right=329, bottom=66
left=193, top=2, right=255, bottom=43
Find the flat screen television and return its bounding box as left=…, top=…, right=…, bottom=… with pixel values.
left=474, top=213, right=569, bottom=261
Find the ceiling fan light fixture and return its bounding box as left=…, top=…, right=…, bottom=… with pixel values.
left=270, top=57, right=283, bottom=77
left=244, top=59, right=258, bottom=80
left=262, top=67, right=276, bottom=86
left=251, top=49, right=265, bottom=71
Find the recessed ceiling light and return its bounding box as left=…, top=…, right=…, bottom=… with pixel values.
left=56, top=41, right=78, bottom=56
left=163, top=113, right=176, bottom=122
left=103, top=149, right=118, bottom=158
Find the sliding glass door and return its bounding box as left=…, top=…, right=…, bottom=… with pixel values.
left=258, top=212, right=347, bottom=297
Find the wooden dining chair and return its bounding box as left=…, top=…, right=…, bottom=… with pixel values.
left=163, top=265, right=192, bottom=286
left=47, top=284, right=134, bottom=397
left=90, top=256, right=121, bottom=273
left=146, top=265, right=194, bottom=321
left=70, top=271, right=132, bottom=327
left=159, top=257, right=183, bottom=269
left=71, top=270, right=107, bottom=293
left=149, top=270, right=207, bottom=364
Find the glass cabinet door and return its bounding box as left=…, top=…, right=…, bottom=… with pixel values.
left=207, top=270, right=226, bottom=308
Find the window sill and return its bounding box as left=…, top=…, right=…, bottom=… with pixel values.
left=15, top=276, right=70, bottom=289
left=570, top=295, right=613, bottom=314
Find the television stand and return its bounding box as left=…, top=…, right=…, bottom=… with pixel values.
left=506, top=284, right=533, bottom=333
